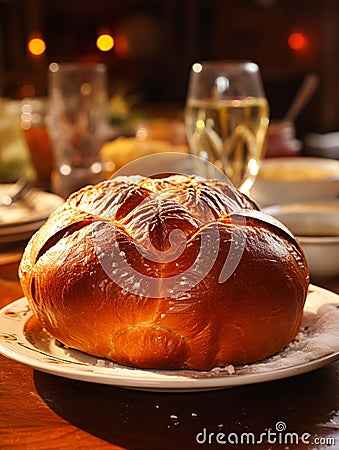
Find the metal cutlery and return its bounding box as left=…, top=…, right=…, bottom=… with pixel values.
left=0, top=177, right=35, bottom=208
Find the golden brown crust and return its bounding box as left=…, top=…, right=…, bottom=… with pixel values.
left=18, top=175, right=309, bottom=370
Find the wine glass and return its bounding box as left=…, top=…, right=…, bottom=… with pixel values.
left=184, top=60, right=269, bottom=193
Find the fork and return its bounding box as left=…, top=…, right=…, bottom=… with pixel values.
left=0, top=177, right=35, bottom=207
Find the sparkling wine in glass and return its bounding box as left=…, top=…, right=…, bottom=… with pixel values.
left=184, top=61, right=269, bottom=193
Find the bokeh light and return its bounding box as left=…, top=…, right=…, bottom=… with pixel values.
left=96, top=33, right=114, bottom=52
left=27, top=37, right=46, bottom=56
left=20, top=84, right=36, bottom=98
left=114, top=33, right=129, bottom=57
left=288, top=32, right=308, bottom=51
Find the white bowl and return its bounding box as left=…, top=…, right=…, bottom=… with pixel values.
left=250, top=157, right=339, bottom=207
left=304, top=132, right=339, bottom=159
left=263, top=201, right=339, bottom=279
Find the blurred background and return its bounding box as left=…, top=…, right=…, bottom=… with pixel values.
left=1, top=0, right=339, bottom=136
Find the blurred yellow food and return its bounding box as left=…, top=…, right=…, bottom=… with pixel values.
left=135, top=119, right=187, bottom=145
left=101, top=137, right=188, bottom=176
left=258, top=164, right=339, bottom=181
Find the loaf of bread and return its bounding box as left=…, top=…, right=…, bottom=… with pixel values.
left=18, top=175, right=310, bottom=370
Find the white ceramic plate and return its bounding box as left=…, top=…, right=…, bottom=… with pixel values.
left=0, top=285, right=338, bottom=392
left=0, top=186, right=64, bottom=244
left=0, top=220, right=48, bottom=244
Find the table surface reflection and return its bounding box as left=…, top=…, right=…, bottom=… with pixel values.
left=0, top=249, right=338, bottom=450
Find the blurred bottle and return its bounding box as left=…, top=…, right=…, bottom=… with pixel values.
left=20, top=97, right=54, bottom=190
left=0, top=99, right=36, bottom=183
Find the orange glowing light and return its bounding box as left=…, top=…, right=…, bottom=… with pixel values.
left=20, top=84, right=36, bottom=97
left=27, top=37, right=46, bottom=56
left=96, top=34, right=114, bottom=52
left=114, top=33, right=129, bottom=57
left=288, top=32, right=307, bottom=51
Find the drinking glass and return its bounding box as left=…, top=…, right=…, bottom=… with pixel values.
left=48, top=62, right=111, bottom=198
left=184, top=61, right=269, bottom=193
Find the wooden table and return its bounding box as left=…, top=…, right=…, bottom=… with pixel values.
left=0, top=248, right=338, bottom=450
